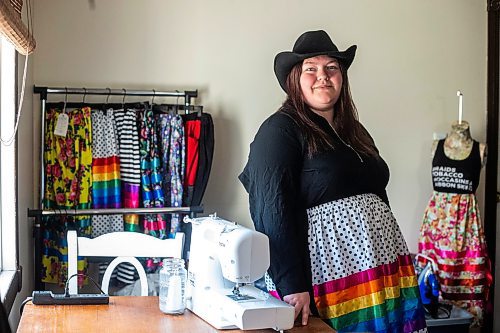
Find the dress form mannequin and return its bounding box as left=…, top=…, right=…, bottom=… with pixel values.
left=420, top=119, right=490, bottom=326
left=431, top=120, right=487, bottom=166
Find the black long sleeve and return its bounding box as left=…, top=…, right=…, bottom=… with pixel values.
left=239, top=113, right=310, bottom=297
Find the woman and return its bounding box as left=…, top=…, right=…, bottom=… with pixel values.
left=239, top=30, right=427, bottom=332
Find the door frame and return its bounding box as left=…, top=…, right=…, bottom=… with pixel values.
left=485, top=1, right=499, bottom=332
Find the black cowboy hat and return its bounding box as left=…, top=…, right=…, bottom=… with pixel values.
left=274, top=30, right=357, bottom=92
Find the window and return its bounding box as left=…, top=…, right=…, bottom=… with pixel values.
left=0, top=34, right=19, bottom=314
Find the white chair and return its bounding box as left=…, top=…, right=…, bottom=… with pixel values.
left=67, top=230, right=184, bottom=296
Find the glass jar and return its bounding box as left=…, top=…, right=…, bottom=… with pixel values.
left=159, top=258, right=187, bottom=315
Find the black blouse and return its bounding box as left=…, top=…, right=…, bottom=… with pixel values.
left=239, top=110, right=390, bottom=297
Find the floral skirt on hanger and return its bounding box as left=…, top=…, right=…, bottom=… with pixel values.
left=42, top=107, right=92, bottom=286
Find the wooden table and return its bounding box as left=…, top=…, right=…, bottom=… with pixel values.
left=17, top=296, right=335, bottom=332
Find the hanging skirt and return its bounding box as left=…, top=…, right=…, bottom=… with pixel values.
left=42, top=107, right=93, bottom=286
left=139, top=109, right=167, bottom=239
left=91, top=109, right=123, bottom=238
left=266, top=193, right=427, bottom=333
left=157, top=114, right=185, bottom=238
left=418, top=191, right=491, bottom=327
left=113, top=109, right=141, bottom=233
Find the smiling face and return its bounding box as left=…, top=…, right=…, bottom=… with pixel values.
left=300, top=55, right=343, bottom=120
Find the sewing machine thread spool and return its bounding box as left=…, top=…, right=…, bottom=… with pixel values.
left=159, top=258, right=187, bottom=315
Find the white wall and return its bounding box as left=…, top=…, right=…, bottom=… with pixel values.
left=30, top=1, right=487, bottom=254
left=9, top=54, right=35, bottom=329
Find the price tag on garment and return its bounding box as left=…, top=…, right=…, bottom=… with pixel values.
left=54, top=113, right=69, bottom=137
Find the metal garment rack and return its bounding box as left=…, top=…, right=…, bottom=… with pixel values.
left=30, top=85, right=201, bottom=290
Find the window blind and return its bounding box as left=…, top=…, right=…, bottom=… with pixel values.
left=0, top=0, right=35, bottom=55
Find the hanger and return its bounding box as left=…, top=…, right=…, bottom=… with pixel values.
left=63, top=87, right=68, bottom=113
left=173, top=93, right=180, bottom=115
left=82, top=87, right=87, bottom=105
left=182, top=105, right=203, bottom=117
left=196, top=105, right=203, bottom=117
left=151, top=89, right=156, bottom=105
left=104, top=87, right=111, bottom=108
left=122, top=88, right=127, bottom=109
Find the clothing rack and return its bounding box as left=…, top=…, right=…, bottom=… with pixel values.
left=34, top=85, right=198, bottom=202
left=31, top=85, right=203, bottom=290
left=33, top=86, right=198, bottom=101
left=28, top=206, right=203, bottom=217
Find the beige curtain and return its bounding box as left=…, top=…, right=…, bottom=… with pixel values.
left=0, top=0, right=35, bottom=55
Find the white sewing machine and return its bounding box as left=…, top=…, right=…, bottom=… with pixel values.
left=183, top=214, right=295, bottom=331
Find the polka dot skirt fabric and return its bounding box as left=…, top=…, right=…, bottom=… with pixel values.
left=266, top=193, right=427, bottom=332
left=91, top=109, right=123, bottom=238
left=307, top=193, right=407, bottom=283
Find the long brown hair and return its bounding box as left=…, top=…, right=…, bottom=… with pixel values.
left=281, top=61, right=377, bottom=158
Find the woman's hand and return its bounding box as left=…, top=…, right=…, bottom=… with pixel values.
left=283, top=292, right=311, bottom=326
